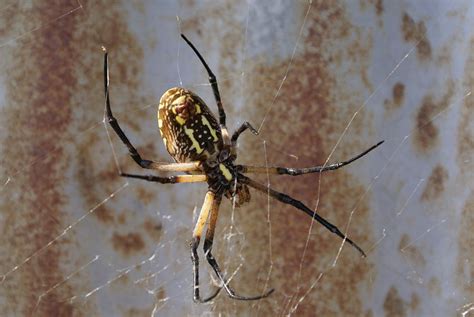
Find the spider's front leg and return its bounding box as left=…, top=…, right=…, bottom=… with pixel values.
left=120, top=173, right=207, bottom=184
left=231, top=121, right=259, bottom=144
left=238, top=140, right=384, bottom=176
left=102, top=49, right=202, bottom=174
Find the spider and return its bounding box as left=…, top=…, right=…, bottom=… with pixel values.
left=102, top=34, right=383, bottom=303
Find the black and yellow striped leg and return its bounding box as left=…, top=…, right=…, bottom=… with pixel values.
left=238, top=174, right=366, bottom=257
left=203, top=195, right=274, bottom=301
left=104, top=50, right=202, bottom=173
left=238, top=141, right=384, bottom=176
left=231, top=122, right=259, bottom=144
left=191, top=192, right=221, bottom=303
left=120, top=173, right=207, bottom=184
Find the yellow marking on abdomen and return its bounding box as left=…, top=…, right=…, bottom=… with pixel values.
left=176, top=116, right=186, bottom=125
left=219, top=164, right=233, bottom=181
left=172, top=95, right=187, bottom=106
left=184, top=127, right=203, bottom=154
left=195, top=104, right=201, bottom=113
left=201, top=116, right=218, bottom=141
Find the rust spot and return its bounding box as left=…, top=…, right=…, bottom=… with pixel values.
left=383, top=286, right=427, bottom=316
left=117, top=212, right=127, bottom=225
left=383, top=286, right=407, bottom=317
left=151, top=287, right=168, bottom=314
left=457, top=37, right=474, bottom=175
left=401, top=12, right=431, bottom=60
left=410, top=293, right=420, bottom=311
left=124, top=307, right=155, bottom=317
left=0, top=1, right=87, bottom=315
left=135, top=186, right=155, bottom=206
left=456, top=193, right=474, bottom=295
left=420, top=165, right=448, bottom=202
left=393, top=82, right=405, bottom=107
left=370, top=0, right=383, bottom=16
left=385, top=82, right=405, bottom=113
left=398, top=234, right=426, bottom=267
left=414, top=96, right=439, bottom=151
left=428, top=276, right=441, bottom=296
left=143, top=218, right=163, bottom=241
left=413, top=82, right=454, bottom=153
left=111, top=232, right=146, bottom=257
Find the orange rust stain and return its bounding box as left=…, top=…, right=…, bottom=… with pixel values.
left=117, top=212, right=127, bottom=225
left=420, top=165, right=448, bottom=202
left=149, top=287, right=168, bottom=314
left=457, top=37, right=474, bottom=175
left=143, top=218, right=163, bottom=242
left=384, top=82, right=405, bottom=113
left=428, top=276, right=441, bottom=296
left=383, top=286, right=421, bottom=317
left=393, top=82, right=405, bottom=107
left=456, top=41, right=474, bottom=299
left=383, top=286, right=407, bottom=317
left=135, top=186, right=155, bottom=206
left=413, top=81, right=454, bottom=153
left=456, top=193, right=474, bottom=296
left=398, top=234, right=426, bottom=267
left=410, top=292, right=420, bottom=311
left=124, top=307, right=155, bottom=317
left=0, top=1, right=80, bottom=316
left=401, top=12, right=432, bottom=61
left=374, top=0, right=383, bottom=16
left=111, top=232, right=146, bottom=257
left=0, top=0, right=146, bottom=315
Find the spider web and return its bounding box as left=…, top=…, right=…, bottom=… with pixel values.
left=0, top=0, right=473, bottom=316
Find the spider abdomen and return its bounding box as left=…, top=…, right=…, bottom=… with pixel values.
left=158, top=87, right=223, bottom=163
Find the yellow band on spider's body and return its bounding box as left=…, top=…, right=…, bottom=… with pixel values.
left=201, top=116, right=218, bottom=141
left=175, top=116, right=186, bottom=125
left=184, top=127, right=204, bottom=154
left=219, top=164, right=233, bottom=181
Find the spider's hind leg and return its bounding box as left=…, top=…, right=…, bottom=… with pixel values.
left=202, top=194, right=274, bottom=301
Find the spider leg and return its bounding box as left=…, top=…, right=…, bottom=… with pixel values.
left=180, top=34, right=226, bottom=127
left=203, top=194, right=274, bottom=301
left=103, top=50, right=202, bottom=173
left=231, top=121, right=259, bottom=144
left=238, top=174, right=366, bottom=257
left=191, top=191, right=217, bottom=303
left=238, top=141, right=384, bottom=176
left=120, top=173, right=207, bottom=184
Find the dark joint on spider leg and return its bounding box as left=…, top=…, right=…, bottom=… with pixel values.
left=276, top=167, right=297, bottom=175
left=203, top=239, right=213, bottom=255
left=191, top=236, right=200, bottom=252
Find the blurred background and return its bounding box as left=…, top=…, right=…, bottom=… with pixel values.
left=0, top=0, right=472, bottom=316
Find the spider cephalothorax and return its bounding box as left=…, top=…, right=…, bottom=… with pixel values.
left=103, top=34, right=383, bottom=303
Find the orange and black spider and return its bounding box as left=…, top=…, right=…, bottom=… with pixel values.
left=103, top=34, right=383, bottom=303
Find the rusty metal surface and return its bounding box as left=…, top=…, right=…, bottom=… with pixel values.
left=0, top=1, right=472, bottom=316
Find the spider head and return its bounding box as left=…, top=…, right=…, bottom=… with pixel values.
left=158, top=87, right=223, bottom=163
